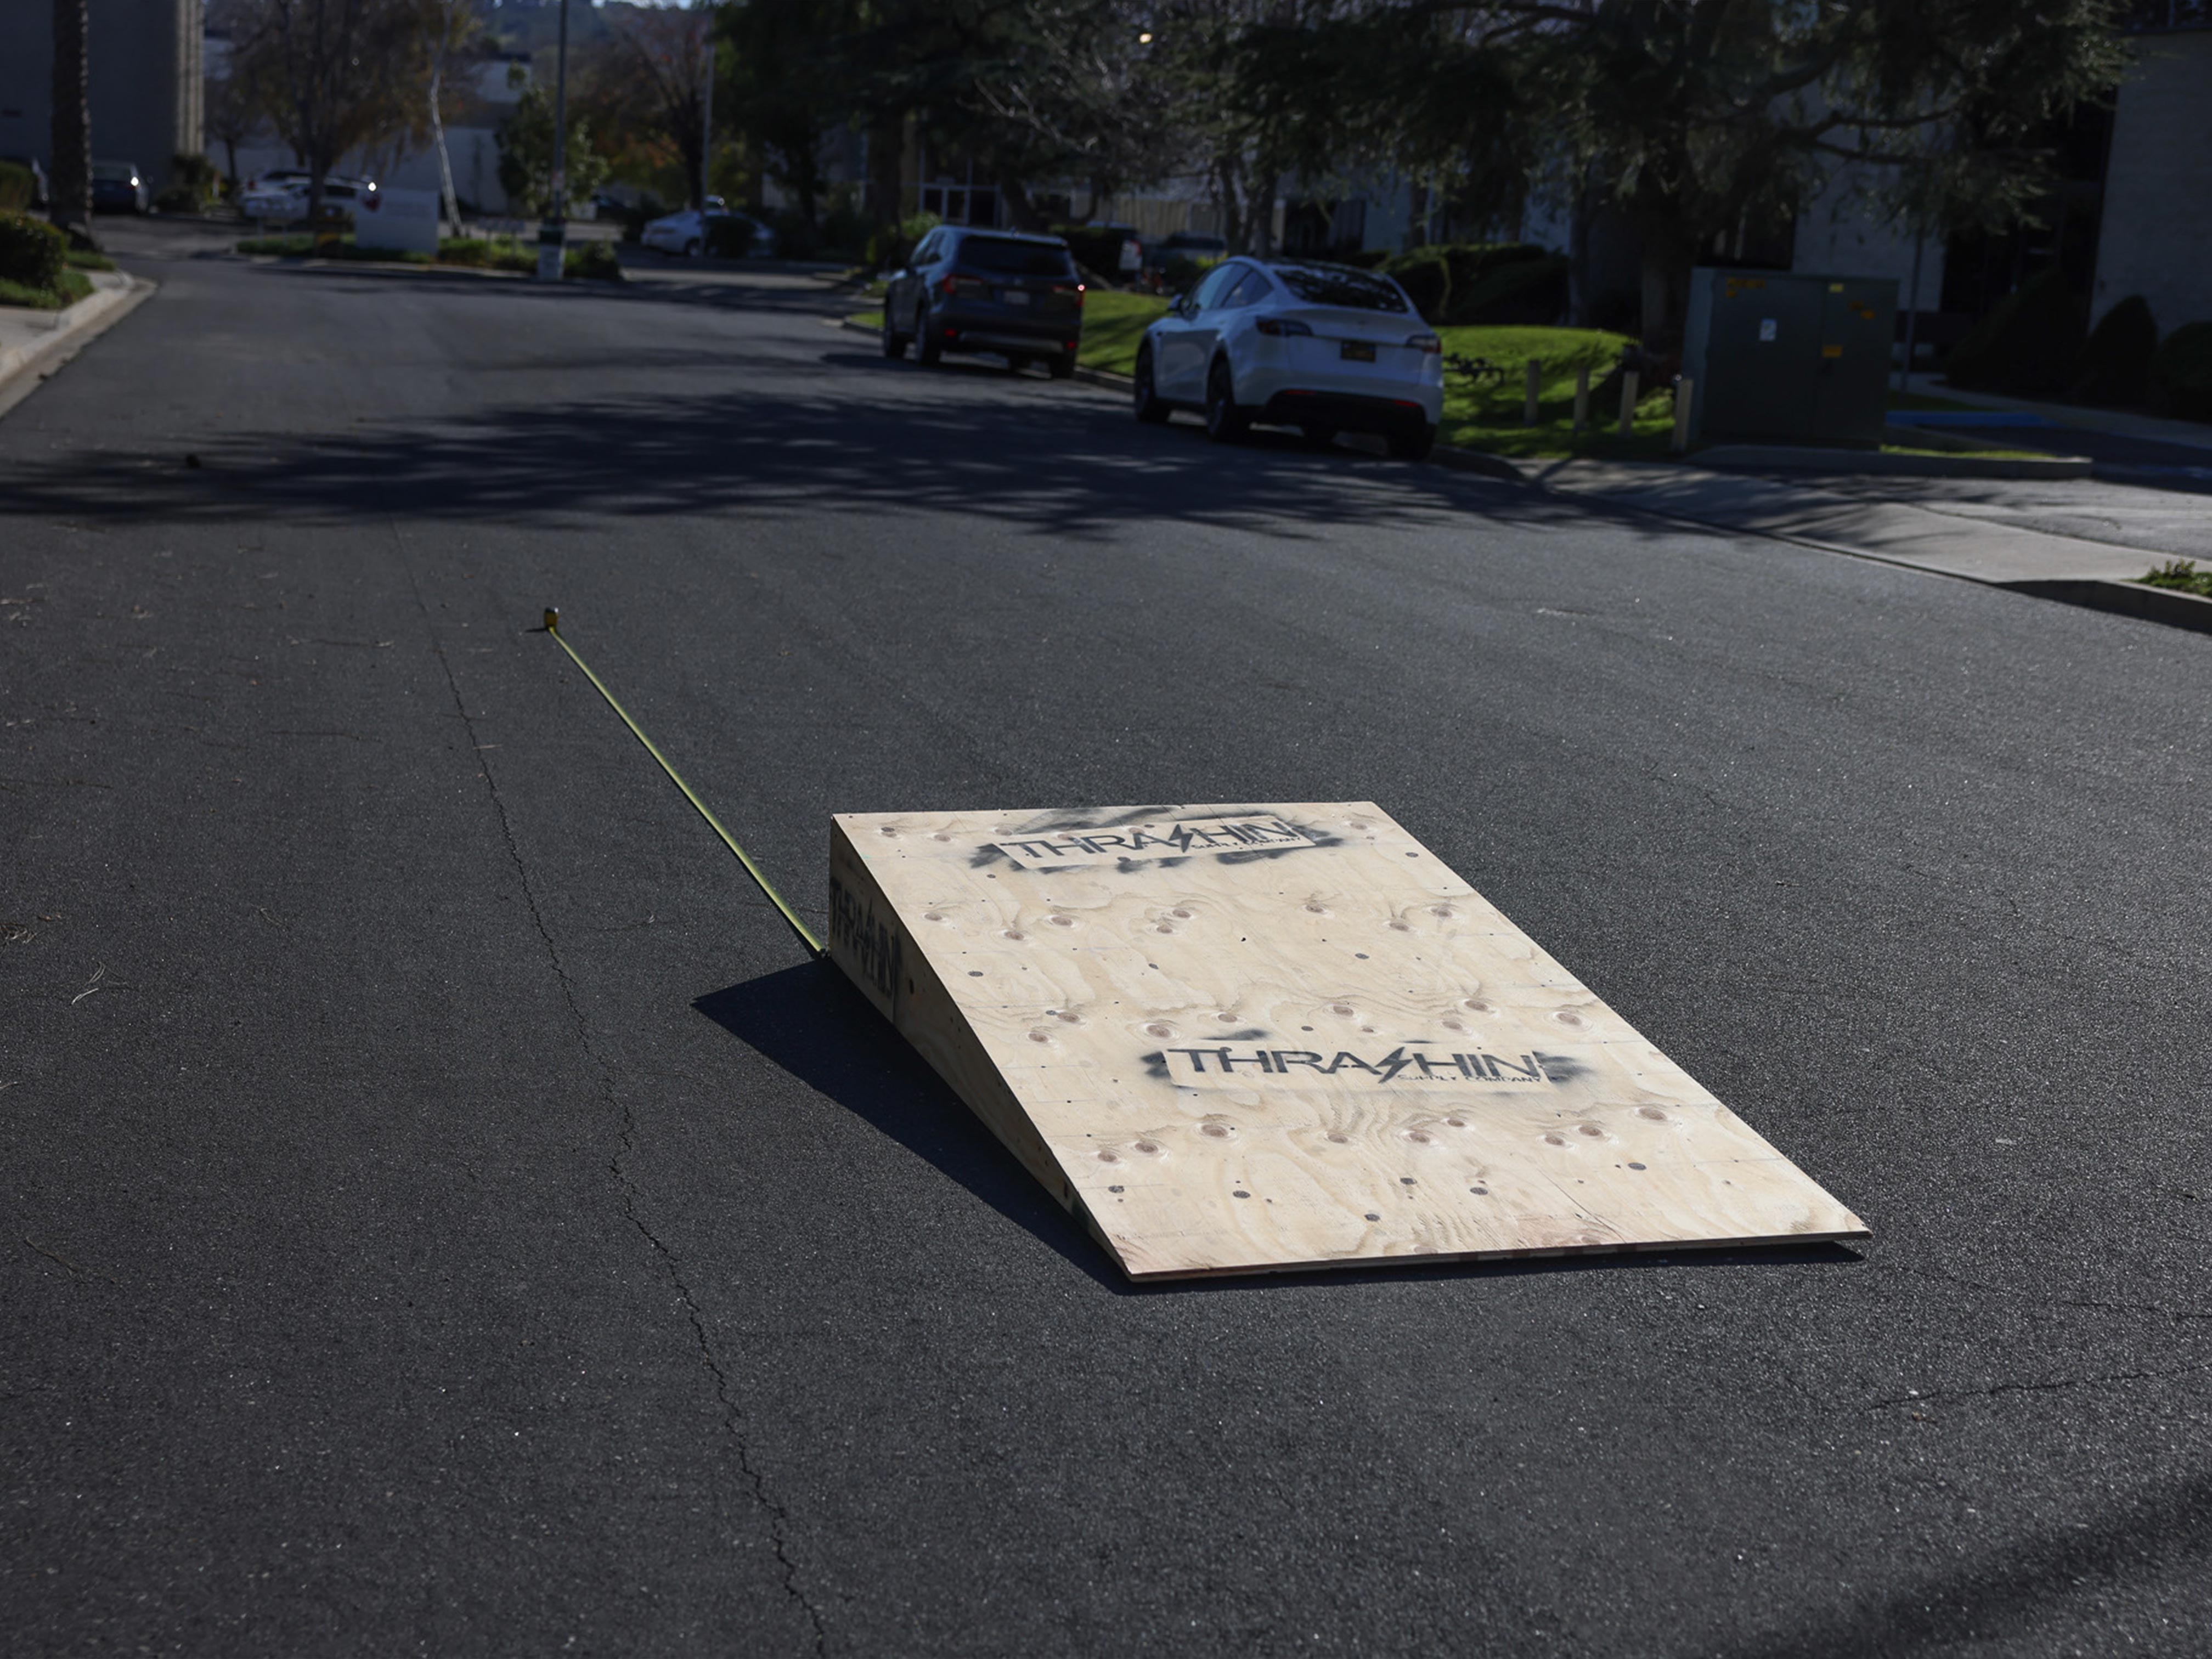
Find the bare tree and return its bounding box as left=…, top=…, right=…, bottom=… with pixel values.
left=594, top=4, right=715, bottom=210
left=233, top=0, right=433, bottom=221
left=48, top=0, right=92, bottom=242
left=421, top=0, right=479, bottom=233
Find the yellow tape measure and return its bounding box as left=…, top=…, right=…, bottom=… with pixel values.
left=541, top=608, right=824, bottom=958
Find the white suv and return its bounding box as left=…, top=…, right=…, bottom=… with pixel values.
left=1133, top=258, right=1443, bottom=458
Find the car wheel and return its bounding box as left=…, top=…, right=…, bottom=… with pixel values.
left=882, top=312, right=908, bottom=360
left=1300, top=424, right=1339, bottom=449
left=1204, top=358, right=1250, bottom=444
left=1387, top=422, right=1438, bottom=461
left=684, top=239, right=701, bottom=258
left=1046, top=353, right=1075, bottom=380
left=917, top=321, right=943, bottom=366
left=1132, top=347, right=1169, bottom=424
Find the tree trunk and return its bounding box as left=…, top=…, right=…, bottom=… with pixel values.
left=1638, top=235, right=1689, bottom=352
left=1567, top=183, right=1592, bottom=328
left=998, top=174, right=1046, bottom=234
left=49, top=0, right=92, bottom=242
left=865, top=113, right=903, bottom=232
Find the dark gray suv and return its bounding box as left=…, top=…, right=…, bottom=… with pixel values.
left=883, top=228, right=1085, bottom=377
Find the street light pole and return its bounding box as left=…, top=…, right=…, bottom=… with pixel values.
left=534, top=0, right=571, bottom=282
left=698, top=2, right=714, bottom=213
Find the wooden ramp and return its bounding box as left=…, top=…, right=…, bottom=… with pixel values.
left=826, top=803, right=1866, bottom=1280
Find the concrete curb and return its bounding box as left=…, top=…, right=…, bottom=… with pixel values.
left=2001, top=578, right=2212, bottom=636
left=0, top=274, right=157, bottom=419
left=1696, top=443, right=2093, bottom=480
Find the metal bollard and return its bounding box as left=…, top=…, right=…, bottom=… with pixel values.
left=1617, top=369, right=1640, bottom=438
left=1573, top=365, right=1590, bottom=433
left=1671, top=376, right=1695, bottom=454
left=1523, top=359, right=1541, bottom=426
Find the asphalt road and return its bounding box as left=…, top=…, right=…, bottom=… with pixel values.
left=5, top=223, right=2210, bottom=1657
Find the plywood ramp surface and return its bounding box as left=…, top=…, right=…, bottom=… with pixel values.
left=826, top=803, right=1866, bottom=1280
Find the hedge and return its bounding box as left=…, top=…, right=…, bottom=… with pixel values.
left=2151, top=320, right=2212, bottom=422
left=1945, top=267, right=2085, bottom=394
left=0, top=211, right=66, bottom=291
left=2071, top=295, right=2158, bottom=405
left=1448, top=254, right=1568, bottom=325
left=0, top=162, right=35, bottom=215
left=1385, top=252, right=1449, bottom=321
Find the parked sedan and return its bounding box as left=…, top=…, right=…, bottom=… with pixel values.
left=1131, top=257, right=1442, bottom=458
left=881, top=227, right=1084, bottom=377
left=239, top=172, right=377, bottom=219
left=639, top=208, right=776, bottom=258
left=91, top=161, right=147, bottom=214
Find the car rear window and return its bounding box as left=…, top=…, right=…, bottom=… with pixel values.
left=1268, top=264, right=1409, bottom=312
left=957, top=237, right=1077, bottom=277
left=93, top=163, right=134, bottom=181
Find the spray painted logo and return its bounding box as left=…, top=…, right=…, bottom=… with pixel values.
left=1154, top=1046, right=1562, bottom=1089
left=828, top=873, right=904, bottom=1012
left=984, top=815, right=1318, bottom=871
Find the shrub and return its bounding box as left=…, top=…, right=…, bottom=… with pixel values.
left=819, top=196, right=872, bottom=260
left=1157, top=253, right=1215, bottom=294
left=1945, top=267, right=2085, bottom=394
left=0, top=161, right=34, bottom=213
left=867, top=210, right=941, bottom=271
left=565, top=239, right=622, bottom=281
left=703, top=216, right=753, bottom=257
left=1448, top=253, right=1568, bottom=325
left=0, top=211, right=67, bottom=290
left=767, top=207, right=820, bottom=259
left=2151, top=320, right=2212, bottom=421
left=1053, top=223, right=1134, bottom=282
left=2070, top=296, right=2158, bottom=405
left=1383, top=250, right=1449, bottom=320
left=156, top=153, right=221, bottom=213
left=1438, top=242, right=1545, bottom=303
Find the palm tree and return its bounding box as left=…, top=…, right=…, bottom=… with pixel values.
left=48, top=0, right=92, bottom=242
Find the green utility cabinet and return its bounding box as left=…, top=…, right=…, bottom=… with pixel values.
left=1681, top=269, right=1897, bottom=448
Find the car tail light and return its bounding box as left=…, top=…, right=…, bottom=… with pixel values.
left=1255, top=317, right=1313, bottom=337
left=940, top=273, right=986, bottom=298
left=1053, top=282, right=1084, bottom=311
left=1406, top=332, right=1441, bottom=353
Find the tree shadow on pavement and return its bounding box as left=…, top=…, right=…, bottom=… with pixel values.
left=0, top=343, right=1603, bottom=548
left=1693, top=1463, right=2212, bottom=1658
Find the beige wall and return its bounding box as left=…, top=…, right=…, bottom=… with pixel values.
left=2094, top=29, right=2212, bottom=332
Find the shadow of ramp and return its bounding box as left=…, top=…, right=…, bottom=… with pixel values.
left=692, top=961, right=1121, bottom=1288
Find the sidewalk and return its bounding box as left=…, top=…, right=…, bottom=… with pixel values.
left=1895, top=373, right=2212, bottom=481
left=1531, top=457, right=2212, bottom=632
left=0, top=270, right=155, bottom=417
left=1532, top=459, right=2163, bottom=581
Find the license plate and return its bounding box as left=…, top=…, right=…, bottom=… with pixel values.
left=1001, top=290, right=1031, bottom=306
left=1340, top=340, right=1375, bottom=362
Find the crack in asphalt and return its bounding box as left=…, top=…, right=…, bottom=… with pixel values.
left=403, top=575, right=828, bottom=1656
left=1871, top=1358, right=2212, bottom=1410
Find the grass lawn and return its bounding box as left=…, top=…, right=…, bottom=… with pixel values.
left=0, top=269, right=94, bottom=310
left=1433, top=324, right=1678, bottom=458
left=1079, top=291, right=1169, bottom=375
